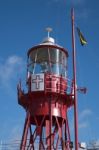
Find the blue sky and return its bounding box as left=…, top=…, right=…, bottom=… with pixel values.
left=0, top=0, right=99, bottom=148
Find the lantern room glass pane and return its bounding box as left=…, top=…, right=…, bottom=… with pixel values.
left=28, top=47, right=67, bottom=78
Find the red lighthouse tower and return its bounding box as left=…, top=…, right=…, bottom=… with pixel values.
left=17, top=28, right=74, bottom=150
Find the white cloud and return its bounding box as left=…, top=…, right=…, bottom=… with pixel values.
left=68, top=108, right=92, bottom=132
left=68, top=108, right=93, bottom=139
left=79, top=109, right=92, bottom=120
left=3, top=125, right=22, bottom=150
left=9, top=125, right=22, bottom=140
left=0, top=122, right=23, bottom=150
left=7, top=55, right=22, bottom=65
left=88, top=140, right=99, bottom=149
left=0, top=55, right=24, bottom=81
left=0, top=55, right=25, bottom=87
left=78, top=109, right=92, bottom=130
left=0, top=55, right=25, bottom=96
left=95, top=140, right=99, bottom=146
left=79, top=121, right=89, bottom=129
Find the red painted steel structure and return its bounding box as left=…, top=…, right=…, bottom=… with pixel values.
left=17, top=9, right=79, bottom=149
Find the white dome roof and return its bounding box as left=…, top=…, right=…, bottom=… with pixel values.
left=42, top=37, right=55, bottom=44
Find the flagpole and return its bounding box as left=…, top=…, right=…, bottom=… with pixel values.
left=71, top=8, right=79, bottom=150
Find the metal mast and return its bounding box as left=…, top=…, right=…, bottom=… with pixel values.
left=71, top=8, right=79, bottom=150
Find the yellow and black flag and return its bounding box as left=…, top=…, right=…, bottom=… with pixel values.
left=76, top=27, right=87, bottom=46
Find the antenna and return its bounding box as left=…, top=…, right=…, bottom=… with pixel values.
left=46, top=27, right=53, bottom=37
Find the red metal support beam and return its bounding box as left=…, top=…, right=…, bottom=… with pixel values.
left=66, top=112, right=71, bottom=144
left=20, top=111, right=30, bottom=150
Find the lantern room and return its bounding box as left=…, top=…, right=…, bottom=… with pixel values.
left=27, top=37, right=68, bottom=78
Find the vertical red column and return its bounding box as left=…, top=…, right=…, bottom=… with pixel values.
left=46, top=120, right=51, bottom=149
left=20, top=112, right=30, bottom=150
